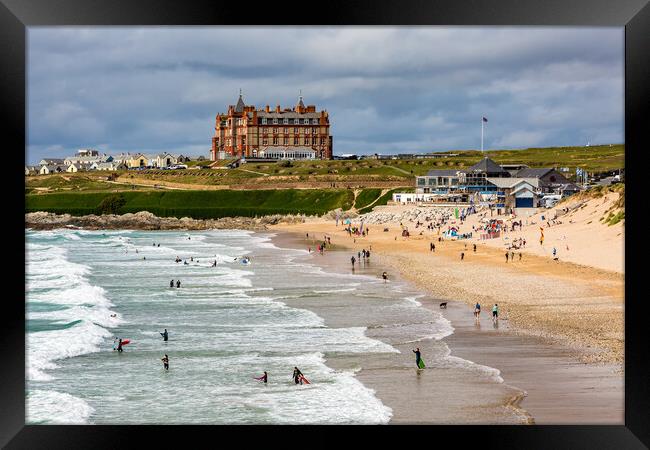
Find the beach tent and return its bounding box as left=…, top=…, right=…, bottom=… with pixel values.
left=344, top=218, right=351, bottom=225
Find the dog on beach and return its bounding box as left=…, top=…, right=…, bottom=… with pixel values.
left=439, top=302, right=447, bottom=309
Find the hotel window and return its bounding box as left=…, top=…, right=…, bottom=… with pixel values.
left=262, top=118, right=267, bottom=125
left=263, top=128, right=268, bottom=134
left=294, top=137, right=299, bottom=144
left=273, top=128, right=277, bottom=134
left=284, top=127, right=288, bottom=134
left=283, top=118, right=288, bottom=124
left=294, top=127, right=298, bottom=133
left=305, top=137, right=311, bottom=145
left=273, top=118, right=278, bottom=124
left=263, top=138, right=268, bottom=145
left=284, top=137, right=288, bottom=145
left=312, top=127, right=317, bottom=134
left=273, top=137, right=278, bottom=145
left=312, top=119, right=318, bottom=124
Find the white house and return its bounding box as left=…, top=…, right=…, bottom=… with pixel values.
left=39, top=165, right=65, bottom=175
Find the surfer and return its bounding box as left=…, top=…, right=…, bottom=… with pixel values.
left=117, top=338, right=124, bottom=353
left=170, top=279, right=174, bottom=288
left=160, top=329, right=169, bottom=341
left=212, top=260, right=217, bottom=267
left=255, top=371, right=268, bottom=383
left=292, top=367, right=303, bottom=385
left=176, top=280, right=181, bottom=288
left=412, top=347, right=424, bottom=369
left=161, top=354, right=169, bottom=370
left=382, top=272, right=388, bottom=282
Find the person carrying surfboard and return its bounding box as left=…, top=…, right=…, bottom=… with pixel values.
left=412, top=347, right=425, bottom=369
left=117, top=338, right=124, bottom=353
left=292, top=367, right=303, bottom=385
left=254, top=371, right=268, bottom=383
left=160, top=329, right=169, bottom=342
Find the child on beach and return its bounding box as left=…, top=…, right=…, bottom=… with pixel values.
left=492, top=304, right=499, bottom=323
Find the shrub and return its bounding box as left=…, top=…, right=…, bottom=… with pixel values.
left=97, top=194, right=126, bottom=215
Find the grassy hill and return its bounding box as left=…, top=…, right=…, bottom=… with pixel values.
left=25, top=189, right=355, bottom=219
left=25, top=144, right=623, bottom=194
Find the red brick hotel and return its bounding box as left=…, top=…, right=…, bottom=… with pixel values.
left=211, top=92, right=333, bottom=160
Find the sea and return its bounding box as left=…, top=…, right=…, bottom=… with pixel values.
left=25, top=228, right=508, bottom=424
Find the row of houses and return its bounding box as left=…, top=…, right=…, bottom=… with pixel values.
left=393, top=156, right=581, bottom=212
left=26, top=149, right=195, bottom=175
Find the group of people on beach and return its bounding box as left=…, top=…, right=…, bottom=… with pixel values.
left=253, top=367, right=310, bottom=385
left=473, top=302, right=500, bottom=324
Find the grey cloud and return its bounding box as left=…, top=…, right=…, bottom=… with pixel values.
left=27, top=27, right=623, bottom=164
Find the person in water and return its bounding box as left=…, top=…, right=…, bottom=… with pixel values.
left=412, top=347, right=422, bottom=368
left=117, top=338, right=124, bottom=353
left=176, top=280, right=181, bottom=288
left=474, top=302, right=481, bottom=319
left=212, top=260, right=217, bottom=267
left=161, top=354, right=169, bottom=370
left=255, top=371, right=268, bottom=383
left=292, top=367, right=303, bottom=385
left=170, top=279, right=174, bottom=288
left=160, top=329, right=169, bottom=341
left=382, top=272, right=388, bottom=282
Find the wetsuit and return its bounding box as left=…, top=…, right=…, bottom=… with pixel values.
left=293, top=369, right=303, bottom=384
left=117, top=341, right=123, bottom=353
left=412, top=350, right=421, bottom=367
left=161, top=331, right=168, bottom=341
left=176, top=281, right=181, bottom=288
left=170, top=280, right=174, bottom=288
left=162, top=357, right=169, bottom=370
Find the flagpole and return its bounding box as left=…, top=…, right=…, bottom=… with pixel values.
left=481, top=118, right=484, bottom=152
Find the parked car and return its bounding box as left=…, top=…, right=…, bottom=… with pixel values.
left=170, top=164, right=188, bottom=170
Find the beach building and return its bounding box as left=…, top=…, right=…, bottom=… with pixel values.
left=211, top=92, right=332, bottom=161
left=66, top=162, right=94, bottom=173
left=127, top=154, right=148, bottom=168
left=39, top=164, right=65, bottom=175
left=38, top=158, right=66, bottom=167
left=486, top=178, right=540, bottom=209
left=514, top=167, right=572, bottom=193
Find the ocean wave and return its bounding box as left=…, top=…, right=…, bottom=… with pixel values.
left=27, top=390, right=94, bottom=424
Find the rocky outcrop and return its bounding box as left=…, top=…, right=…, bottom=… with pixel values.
left=25, top=211, right=307, bottom=231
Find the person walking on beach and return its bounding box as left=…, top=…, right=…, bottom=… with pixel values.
left=160, top=329, right=169, bottom=342
left=492, top=304, right=499, bottom=323
left=552, top=247, right=557, bottom=258
left=351, top=256, right=356, bottom=267
left=519, top=252, right=522, bottom=261
left=176, top=280, right=181, bottom=288
left=473, top=244, right=477, bottom=253
left=292, top=367, right=303, bottom=385
left=412, top=347, right=425, bottom=369
left=161, top=354, right=169, bottom=370
left=474, top=302, right=481, bottom=320
left=430, top=242, right=434, bottom=252
left=382, top=271, right=388, bottom=283
left=461, top=252, right=465, bottom=261
left=170, top=279, right=174, bottom=288
left=505, top=252, right=509, bottom=263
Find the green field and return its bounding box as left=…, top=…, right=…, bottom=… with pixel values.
left=25, top=189, right=356, bottom=219
left=354, top=189, right=383, bottom=209
left=357, top=188, right=414, bottom=214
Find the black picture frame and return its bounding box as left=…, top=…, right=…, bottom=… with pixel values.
left=2, top=0, right=648, bottom=447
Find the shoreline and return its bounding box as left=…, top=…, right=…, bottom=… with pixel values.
left=269, top=228, right=623, bottom=424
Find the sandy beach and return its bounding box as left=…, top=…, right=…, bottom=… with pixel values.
left=270, top=197, right=624, bottom=424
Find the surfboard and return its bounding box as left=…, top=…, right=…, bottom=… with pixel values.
left=120, top=339, right=131, bottom=345
left=300, top=376, right=311, bottom=385
left=417, top=359, right=426, bottom=369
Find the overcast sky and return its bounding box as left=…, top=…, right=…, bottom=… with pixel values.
left=27, top=27, right=623, bottom=163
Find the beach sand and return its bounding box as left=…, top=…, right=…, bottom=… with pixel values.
left=270, top=206, right=624, bottom=424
